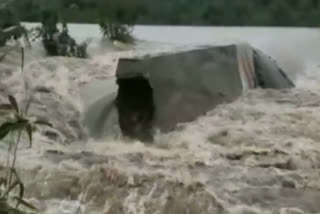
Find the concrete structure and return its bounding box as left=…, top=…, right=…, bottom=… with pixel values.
left=83, top=43, right=294, bottom=142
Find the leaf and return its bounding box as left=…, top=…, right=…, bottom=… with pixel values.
left=0, top=122, right=14, bottom=141
left=15, top=116, right=29, bottom=124
left=8, top=96, right=19, bottom=114
left=4, top=120, right=27, bottom=136
left=25, top=124, right=32, bottom=148
left=10, top=168, right=24, bottom=201
left=0, top=177, right=6, bottom=199
left=34, top=120, right=53, bottom=128
left=21, top=47, right=24, bottom=72
left=3, top=181, right=19, bottom=198
left=13, top=196, right=37, bottom=211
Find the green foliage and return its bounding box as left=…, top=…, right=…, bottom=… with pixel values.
left=0, top=96, right=33, bottom=146
left=10, top=0, right=320, bottom=26
left=40, top=9, right=59, bottom=39
left=99, top=21, right=134, bottom=44
left=98, top=0, right=141, bottom=25
left=0, top=47, right=51, bottom=214
left=0, top=6, right=31, bottom=47
left=29, top=9, right=88, bottom=58
left=98, top=0, right=140, bottom=43
left=0, top=6, right=19, bottom=29
left=0, top=96, right=40, bottom=214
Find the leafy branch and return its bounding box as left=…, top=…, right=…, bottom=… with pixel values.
left=0, top=41, right=51, bottom=214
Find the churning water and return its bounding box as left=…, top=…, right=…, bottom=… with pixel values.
left=1, top=24, right=320, bottom=214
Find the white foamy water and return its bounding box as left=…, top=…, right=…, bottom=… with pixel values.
left=1, top=25, right=320, bottom=214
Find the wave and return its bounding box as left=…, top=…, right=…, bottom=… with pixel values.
left=1, top=31, right=320, bottom=213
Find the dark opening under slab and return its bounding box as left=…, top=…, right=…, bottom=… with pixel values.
left=115, top=76, right=155, bottom=142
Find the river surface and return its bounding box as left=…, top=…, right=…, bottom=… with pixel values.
left=1, top=24, right=320, bottom=214
left=23, top=23, right=320, bottom=81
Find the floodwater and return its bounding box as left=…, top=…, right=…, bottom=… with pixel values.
left=24, top=23, right=320, bottom=85
left=0, top=24, right=320, bottom=214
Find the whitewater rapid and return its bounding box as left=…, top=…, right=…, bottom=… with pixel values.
left=1, top=28, right=320, bottom=213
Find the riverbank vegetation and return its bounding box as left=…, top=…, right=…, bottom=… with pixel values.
left=7, top=0, right=320, bottom=26
left=5, top=0, right=320, bottom=44
left=98, top=0, right=137, bottom=43
left=29, top=9, right=88, bottom=57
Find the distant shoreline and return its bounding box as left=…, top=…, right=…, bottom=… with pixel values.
left=21, top=22, right=320, bottom=29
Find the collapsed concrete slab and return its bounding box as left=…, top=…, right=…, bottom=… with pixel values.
left=83, top=43, right=294, bottom=142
